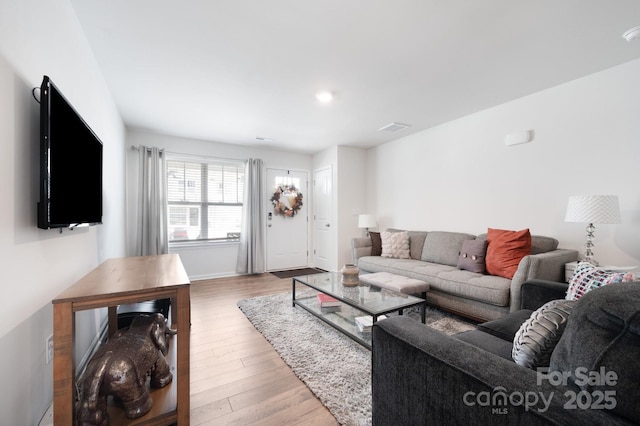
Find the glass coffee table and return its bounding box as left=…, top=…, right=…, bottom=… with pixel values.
left=292, top=272, right=426, bottom=349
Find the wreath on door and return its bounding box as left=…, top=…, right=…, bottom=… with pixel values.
left=271, top=184, right=304, bottom=217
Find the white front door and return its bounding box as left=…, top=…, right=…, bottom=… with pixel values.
left=266, top=168, right=309, bottom=271
left=313, top=166, right=333, bottom=271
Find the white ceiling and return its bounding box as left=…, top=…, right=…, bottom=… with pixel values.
left=70, top=0, right=640, bottom=154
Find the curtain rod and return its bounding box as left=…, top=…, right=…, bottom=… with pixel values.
left=130, top=145, right=164, bottom=152
left=130, top=145, right=248, bottom=164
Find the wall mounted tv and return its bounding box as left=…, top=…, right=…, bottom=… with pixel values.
left=37, top=75, right=103, bottom=229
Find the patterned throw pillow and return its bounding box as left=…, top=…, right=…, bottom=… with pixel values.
left=512, top=299, right=575, bottom=369
left=380, top=231, right=411, bottom=259
left=566, top=261, right=637, bottom=301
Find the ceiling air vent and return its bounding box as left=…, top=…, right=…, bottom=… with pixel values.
left=377, top=122, right=411, bottom=133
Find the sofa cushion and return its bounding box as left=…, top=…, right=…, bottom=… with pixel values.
left=550, top=282, right=640, bottom=424
left=358, top=256, right=512, bottom=307
left=370, top=231, right=382, bottom=256
left=485, top=228, right=531, bottom=279
left=512, top=299, right=575, bottom=369
left=566, top=261, right=636, bottom=301
left=358, top=256, right=429, bottom=276
left=407, top=231, right=428, bottom=260
left=454, top=330, right=514, bottom=361
left=414, top=264, right=511, bottom=306
left=421, top=231, right=476, bottom=267
left=456, top=239, right=488, bottom=273
left=381, top=231, right=410, bottom=259
left=478, top=233, right=557, bottom=255
left=386, top=229, right=428, bottom=260
left=477, top=309, right=533, bottom=341
left=529, top=235, right=558, bottom=255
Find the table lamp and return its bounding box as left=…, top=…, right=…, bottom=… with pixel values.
left=357, top=214, right=377, bottom=236
left=565, top=195, right=621, bottom=265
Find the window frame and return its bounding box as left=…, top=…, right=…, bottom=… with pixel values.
left=166, top=153, right=245, bottom=247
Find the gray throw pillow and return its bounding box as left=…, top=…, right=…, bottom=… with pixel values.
left=370, top=232, right=382, bottom=256
left=456, top=239, right=488, bottom=273
left=512, top=299, right=575, bottom=369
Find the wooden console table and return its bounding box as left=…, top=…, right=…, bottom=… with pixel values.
left=52, top=254, right=191, bottom=425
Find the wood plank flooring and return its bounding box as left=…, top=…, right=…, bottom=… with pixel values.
left=189, top=273, right=340, bottom=425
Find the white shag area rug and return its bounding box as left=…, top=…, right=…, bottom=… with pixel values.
left=237, top=292, right=475, bottom=426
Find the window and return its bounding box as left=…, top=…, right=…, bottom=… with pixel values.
left=167, top=156, right=244, bottom=243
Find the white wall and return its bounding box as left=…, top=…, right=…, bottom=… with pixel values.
left=126, top=129, right=313, bottom=279
left=0, top=0, right=126, bottom=424
left=336, top=147, right=368, bottom=267
left=312, top=146, right=368, bottom=270
left=368, top=59, right=640, bottom=266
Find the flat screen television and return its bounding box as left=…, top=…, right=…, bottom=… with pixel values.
left=37, top=75, right=103, bottom=229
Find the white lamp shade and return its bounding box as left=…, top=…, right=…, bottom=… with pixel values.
left=565, top=195, right=621, bottom=224
left=357, top=214, right=377, bottom=229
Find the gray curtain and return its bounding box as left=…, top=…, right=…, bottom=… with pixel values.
left=236, top=158, right=265, bottom=274
left=133, top=145, right=168, bottom=256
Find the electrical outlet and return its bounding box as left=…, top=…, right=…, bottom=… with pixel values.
left=46, top=334, right=54, bottom=364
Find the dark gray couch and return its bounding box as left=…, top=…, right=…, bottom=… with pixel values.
left=372, top=280, right=640, bottom=425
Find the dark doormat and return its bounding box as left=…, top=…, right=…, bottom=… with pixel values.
left=270, top=268, right=326, bottom=279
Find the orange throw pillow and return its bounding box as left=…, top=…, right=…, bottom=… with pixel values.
left=485, top=228, right=532, bottom=279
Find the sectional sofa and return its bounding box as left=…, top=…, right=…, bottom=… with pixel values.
left=372, top=279, right=640, bottom=425
left=351, top=229, right=578, bottom=321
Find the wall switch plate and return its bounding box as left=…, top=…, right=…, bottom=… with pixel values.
left=46, top=334, right=54, bottom=364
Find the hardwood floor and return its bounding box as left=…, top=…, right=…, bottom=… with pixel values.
left=189, top=273, right=340, bottom=425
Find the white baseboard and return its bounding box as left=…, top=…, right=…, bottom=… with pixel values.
left=188, top=272, right=242, bottom=281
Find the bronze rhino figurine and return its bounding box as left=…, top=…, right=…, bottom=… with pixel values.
left=76, top=313, right=177, bottom=425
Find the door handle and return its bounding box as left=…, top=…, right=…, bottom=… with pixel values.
left=325, top=223, right=330, bottom=227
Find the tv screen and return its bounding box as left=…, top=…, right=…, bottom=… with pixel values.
left=38, top=76, right=103, bottom=229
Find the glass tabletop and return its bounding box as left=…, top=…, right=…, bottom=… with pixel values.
left=293, top=272, right=423, bottom=315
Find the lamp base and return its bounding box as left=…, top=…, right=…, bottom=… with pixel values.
left=583, top=223, right=598, bottom=266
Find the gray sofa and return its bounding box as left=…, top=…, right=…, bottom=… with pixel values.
left=352, top=230, right=578, bottom=321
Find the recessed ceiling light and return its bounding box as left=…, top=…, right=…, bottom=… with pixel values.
left=622, top=26, right=640, bottom=42
left=315, top=91, right=334, bottom=103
